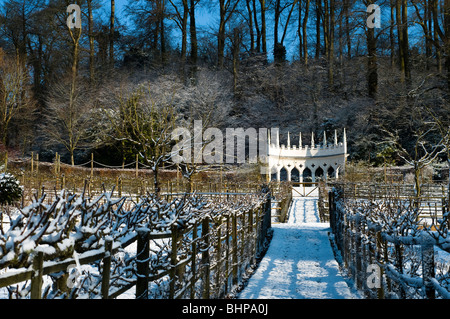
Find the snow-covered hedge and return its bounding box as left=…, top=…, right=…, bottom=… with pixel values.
left=331, top=184, right=450, bottom=299
left=0, top=189, right=267, bottom=292
left=0, top=173, right=22, bottom=206
left=0, top=191, right=267, bottom=298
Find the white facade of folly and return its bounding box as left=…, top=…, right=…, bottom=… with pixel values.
left=267, top=129, right=348, bottom=182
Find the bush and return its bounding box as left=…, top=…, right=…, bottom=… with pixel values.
left=0, top=173, right=22, bottom=205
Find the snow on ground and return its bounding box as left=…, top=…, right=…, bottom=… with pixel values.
left=238, top=197, right=361, bottom=299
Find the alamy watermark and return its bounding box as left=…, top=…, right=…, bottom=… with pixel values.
left=171, top=120, right=277, bottom=174
left=66, top=251, right=84, bottom=289
left=366, top=264, right=382, bottom=289
left=367, top=4, right=381, bottom=29
left=66, top=2, right=380, bottom=32
left=67, top=4, right=81, bottom=29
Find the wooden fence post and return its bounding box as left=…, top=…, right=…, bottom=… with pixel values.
left=101, top=239, right=113, bottom=299
left=422, top=239, right=436, bottom=299
left=248, top=209, right=254, bottom=265
left=232, top=213, right=238, bottom=286
left=215, top=219, right=223, bottom=297
left=376, top=231, right=385, bottom=299
left=91, top=153, right=94, bottom=180
left=30, top=251, right=44, bottom=299
left=348, top=218, right=354, bottom=277
left=225, top=216, right=230, bottom=295
left=263, top=192, right=271, bottom=236
left=170, top=225, right=179, bottom=299
left=355, top=214, right=363, bottom=289
left=136, top=229, right=150, bottom=299
left=329, top=190, right=336, bottom=233
left=254, top=207, right=261, bottom=256
left=394, top=243, right=405, bottom=298
left=54, top=152, right=58, bottom=175
left=201, top=217, right=210, bottom=299
left=190, top=222, right=198, bottom=299
left=135, top=154, right=139, bottom=178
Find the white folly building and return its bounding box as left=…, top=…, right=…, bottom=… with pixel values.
left=267, top=129, right=348, bottom=182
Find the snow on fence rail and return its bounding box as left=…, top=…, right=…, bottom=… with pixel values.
left=0, top=187, right=272, bottom=299
left=329, top=184, right=450, bottom=299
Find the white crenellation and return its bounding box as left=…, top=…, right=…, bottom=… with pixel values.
left=267, top=129, right=348, bottom=182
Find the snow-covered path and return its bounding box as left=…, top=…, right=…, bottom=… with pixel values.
left=238, top=197, right=360, bottom=299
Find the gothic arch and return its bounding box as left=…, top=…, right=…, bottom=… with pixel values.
left=315, top=167, right=324, bottom=181
left=280, top=167, right=288, bottom=182
left=267, top=128, right=347, bottom=182
left=327, top=166, right=335, bottom=179
left=291, top=167, right=300, bottom=182
left=302, top=167, right=312, bottom=182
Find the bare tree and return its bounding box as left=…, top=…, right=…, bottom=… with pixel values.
left=105, top=84, right=177, bottom=196
left=169, top=0, right=189, bottom=76
left=384, top=116, right=446, bottom=207
left=0, top=49, right=35, bottom=147
left=42, top=78, right=96, bottom=166
left=273, top=0, right=298, bottom=63
left=423, top=103, right=450, bottom=211
left=110, top=0, right=115, bottom=66
left=217, top=0, right=240, bottom=68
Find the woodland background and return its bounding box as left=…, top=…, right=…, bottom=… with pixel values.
left=0, top=0, right=449, bottom=171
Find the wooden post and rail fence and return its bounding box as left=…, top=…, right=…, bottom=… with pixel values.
left=328, top=183, right=450, bottom=299
left=0, top=190, right=272, bottom=299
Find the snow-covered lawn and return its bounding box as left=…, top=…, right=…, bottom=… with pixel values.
left=238, top=197, right=361, bottom=299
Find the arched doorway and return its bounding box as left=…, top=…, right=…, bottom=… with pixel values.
left=291, top=167, right=300, bottom=182
left=303, top=167, right=312, bottom=182
left=327, top=166, right=335, bottom=179
left=280, top=167, right=288, bottom=181
left=315, top=167, right=324, bottom=181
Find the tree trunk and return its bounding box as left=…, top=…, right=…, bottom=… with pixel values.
left=396, top=0, right=405, bottom=81
left=425, top=0, right=432, bottom=70
left=444, top=0, right=450, bottom=89
left=253, top=0, right=261, bottom=52
left=88, top=0, right=95, bottom=82
left=218, top=0, right=226, bottom=68
left=345, top=0, right=351, bottom=58
left=68, top=2, right=81, bottom=168
left=298, top=0, right=303, bottom=61
left=110, top=0, right=115, bottom=66
left=189, top=0, right=198, bottom=82
left=159, top=0, right=166, bottom=64
left=323, top=0, right=329, bottom=58
left=328, top=0, right=335, bottom=87
left=367, top=24, right=378, bottom=98
left=390, top=0, right=395, bottom=67
left=315, top=0, right=321, bottom=58
left=432, top=0, right=442, bottom=73
left=274, top=0, right=281, bottom=47
left=402, top=0, right=411, bottom=81
left=414, top=162, right=422, bottom=210
left=246, top=0, right=255, bottom=52
left=71, top=150, right=75, bottom=167
left=233, top=28, right=241, bottom=93
left=260, top=0, right=267, bottom=54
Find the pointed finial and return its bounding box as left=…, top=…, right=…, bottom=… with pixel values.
left=276, top=129, right=280, bottom=147
left=287, top=132, right=291, bottom=148
left=311, top=132, right=315, bottom=148
left=299, top=132, right=302, bottom=148
left=334, top=130, right=338, bottom=145
left=323, top=131, right=327, bottom=147
left=343, top=128, right=347, bottom=154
